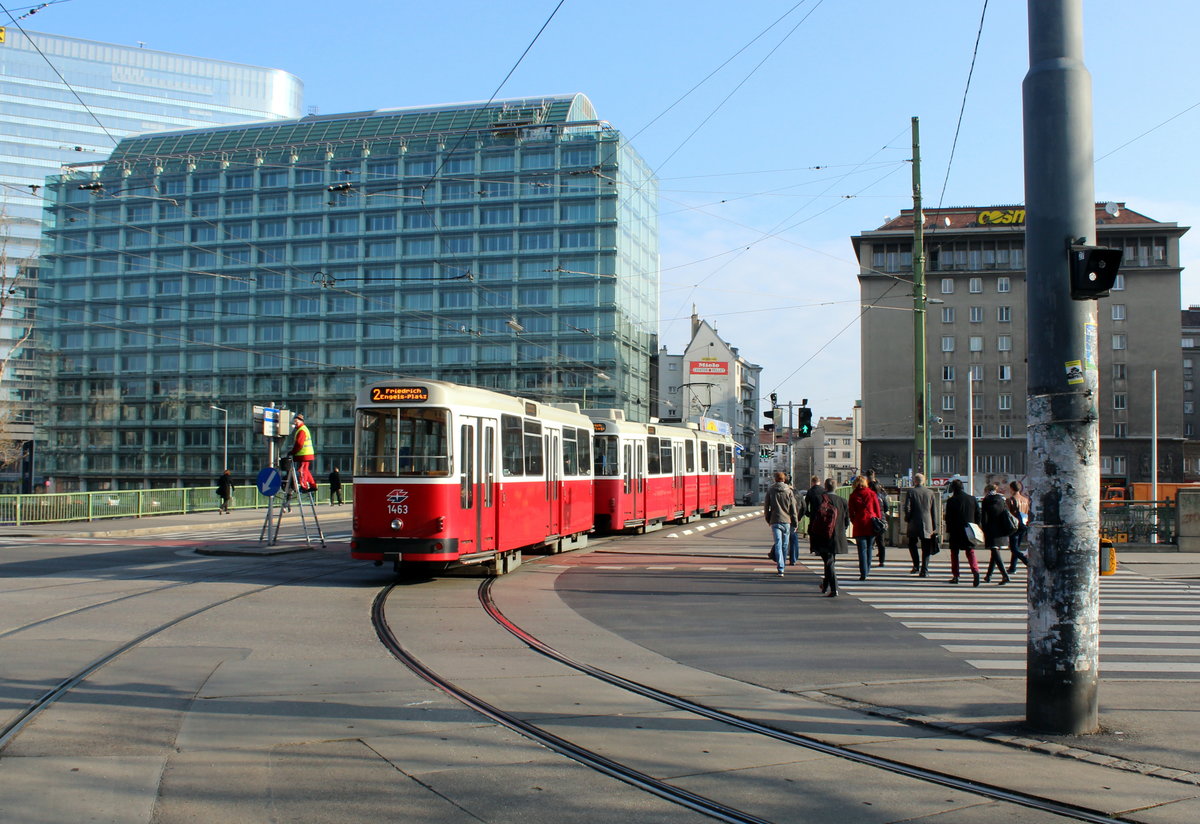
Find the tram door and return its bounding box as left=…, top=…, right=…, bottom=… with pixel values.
left=460, top=418, right=497, bottom=553
left=633, top=440, right=646, bottom=522
left=545, top=430, right=561, bottom=535
left=673, top=441, right=685, bottom=516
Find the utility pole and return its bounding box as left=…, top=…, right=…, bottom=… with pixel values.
left=911, top=116, right=927, bottom=480
left=1023, top=0, right=1100, bottom=734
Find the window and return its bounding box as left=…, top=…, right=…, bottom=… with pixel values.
left=942, top=424, right=955, bottom=439
left=941, top=335, right=955, bottom=352
left=442, top=209, right=472, bottom=227
left=997, top=276, right=1011, bottom=293
left=969, top=306, right=984, bottom=323
left=520, top=232, right=553, bottom=250
left=1112, top=334, right=1127, bottom=350
left=1187, top=402, right=1196, bottom=415
left=1114, top=393, right=1127, bottom=410
left=997, top=306, right=1011, bottom=323
left=1113, top=456, right=1127, bottom=475
left=999, top=424, right=1013, bottom=438
left=226, top=172, right=253, bottom=189
left=940, top=278, right=954, bottom=294
left=404, top=212, right=433, bottom=229
left=1114, top=422, right=1128, bottom=438
left=366, top=213, right=396, bottom=232
left=997, top=335, right=1012, bottom=352
left=521, top=205, right=553, bottom=223
left=999, top=393, right=1013, bottom=411
left=969, top=277, right=982, bottom=293
left=942, top=365, right=955, bottom=381
left=1185, top=338, right=1197, bottom=349
left=1113, top=274, right=1125, bottom=291
left=329, top=215, right=358, bottom=234
left=941, top=394, right=955, bottom=411
left=1113, top=363, right=1127, bottom=380
left=481, top=206, right=512, bottom=225
left=1112, top=304, right=1126, bottom=321
left=998, top=364, right=1012, bottom=381
left=941, top=307, right=955, bottom=323
left=969, top=336, right=983, bottom=352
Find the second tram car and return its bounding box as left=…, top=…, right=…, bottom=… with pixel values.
left=588, top=410, right=735, bottom=532
left=350, top=380, right=738, bottom=575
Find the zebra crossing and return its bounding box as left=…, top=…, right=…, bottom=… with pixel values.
left=838, top=566, right=1200, bottom=677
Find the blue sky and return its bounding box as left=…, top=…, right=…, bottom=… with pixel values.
left=22, top=0, right=1200, bottom=419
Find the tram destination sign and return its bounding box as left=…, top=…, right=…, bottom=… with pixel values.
left=371, top=386, right=429, bottom=403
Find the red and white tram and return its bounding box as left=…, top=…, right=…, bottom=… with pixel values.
left=588, top=411, right=735, bottom=533
left=350, top=380, right=595, bottom=575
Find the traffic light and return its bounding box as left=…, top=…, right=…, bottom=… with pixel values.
left=763, top=408, right=779, bottom=433
left=797, top=407, right=813, bottom=439
left=1069, top=243, right=1123, bottom=299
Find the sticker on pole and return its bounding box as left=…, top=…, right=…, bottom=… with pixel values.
left=1064, top=360, right=1085, bottom=385
left=256, top=467, right=282, bottom=497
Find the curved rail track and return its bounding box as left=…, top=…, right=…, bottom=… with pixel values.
left=372, top=574, right=1137, bottom=824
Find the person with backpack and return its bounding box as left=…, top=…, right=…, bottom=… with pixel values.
left=813, top=478, right=849, bottom=597
left=903, top=473, right=940, bottom=577
left=981, top=483, right=1015, bottom=584
left=763, top=471, right=800, bottom=577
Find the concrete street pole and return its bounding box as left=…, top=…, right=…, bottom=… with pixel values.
left=1023, top=0, right=1100, bottom=734
left=911, top=116, right=927, bottom=479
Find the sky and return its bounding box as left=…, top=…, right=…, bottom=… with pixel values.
left=15, top=0, right=1200, bottom=421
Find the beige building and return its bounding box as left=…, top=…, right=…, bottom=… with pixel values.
left=853, top=203, right=1187, bottom=490
left=813, top=417, right=858, bottom=486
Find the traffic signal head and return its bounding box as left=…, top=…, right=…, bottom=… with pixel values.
left=1069, top=244, right=1123, bottom=299
left=797, top=407, right=813, bottom=438
left=763, top=408, right=779, bottom=433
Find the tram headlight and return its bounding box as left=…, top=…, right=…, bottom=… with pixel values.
left=390, top=518, right=403, bottom=531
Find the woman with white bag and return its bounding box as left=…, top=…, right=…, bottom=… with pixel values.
left=943, top=478, right=981, bottom=587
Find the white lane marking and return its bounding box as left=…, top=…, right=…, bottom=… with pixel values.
left=968, top=660, right=1200, bottom=673
left=647, top=566, right=677, bottom=570
left=699, top=566, right=728, bottom=571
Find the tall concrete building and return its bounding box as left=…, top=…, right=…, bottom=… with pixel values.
left=1183, top=306, right=1200, bottom=480
left=40, top=94, right=658, bottom=490
left=0, top=28, right=301, bottom=487
left=655, top=313, right=762, bottom=503
left=854, top=203, right=1187, bottom=491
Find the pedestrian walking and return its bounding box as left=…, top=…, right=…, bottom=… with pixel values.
left=812, top=478, right=849, bottom=597
left=1006, top=480, right=1031, bottom=573
left=903, top=473, right=940, bottom=577
left=215, top=469, right=234, bottom=515
left=803, top=475, right=825, bottom=556
left=867, top=468, right=889, bottom=566
left=328, top=466, right=344, bottom=506
left=981, top=483, right=1014, bottom=584
left=763, top=471, right=800, bottom=577
left=943, top=478, right=981, bottom=586
left=784, top=474, right=803, bottom=565
left=848, top=475, right=881, bottom=580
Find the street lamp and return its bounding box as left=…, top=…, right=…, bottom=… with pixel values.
left=210, top=405, right=228, bottom=473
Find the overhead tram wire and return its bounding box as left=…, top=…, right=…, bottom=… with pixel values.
left=0, top=3, right=120, bottom=148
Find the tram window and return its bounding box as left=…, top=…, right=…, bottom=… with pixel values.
left=501, top=414, right=523, bottom=476
left=594, top=434, right=619, bottom=476
left=460, top=425, right=474, bottom=508
left=646, top=437, right=661, bottom=474
left=354, top=407, right=448, bottom=477
left=686, top=441, right=695, bottom=473
left=562, top=428, right=579, bottom=475
left=700, top=443, right=709, bottom=472
left=524, top=419, right=544, bottom=475
left=659, top=440, right=673, bottom=474
left=576, top=428, right=592, bottom=475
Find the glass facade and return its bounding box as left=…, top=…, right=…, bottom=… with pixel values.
left=0, top=28, right=302, bottom=485
left=40, top=94, right=658, bottom=490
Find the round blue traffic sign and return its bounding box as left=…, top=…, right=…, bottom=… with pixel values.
left=256, top=467, right=282, bottom=497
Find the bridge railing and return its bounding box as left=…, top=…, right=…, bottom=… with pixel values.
left=0, top=483, right=354, bottom=526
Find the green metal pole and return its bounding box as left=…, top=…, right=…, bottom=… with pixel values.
left=911, top=116, right=927, bottom=478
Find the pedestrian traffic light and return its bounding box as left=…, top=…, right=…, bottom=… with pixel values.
left=1069, top=243, right=1123, bottom=299
left=797, top=406, right=813, bottom=438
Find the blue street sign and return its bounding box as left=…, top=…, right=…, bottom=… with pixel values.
left=256, top=467, right=282, bottom=497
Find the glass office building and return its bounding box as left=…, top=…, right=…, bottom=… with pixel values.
left=0, top=28, right=302, bottom=487
left=39, top=94, right=658, bottom=489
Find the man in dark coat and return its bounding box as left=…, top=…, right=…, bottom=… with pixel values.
left=216, top=469, right=234, bottom=515
left=328, top=466, right=344, bottom=506
left=813, top=478, right=850, bottom=597
left=981, top=483, right=1014, bottom=584
left=903, top=473, right=940, bottom=577
left=803, top=475, right=825, bottom=555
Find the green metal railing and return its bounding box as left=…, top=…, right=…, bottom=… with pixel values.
left=0, top=483, right=354, bottom=526
left=1100, top=500, right=1176, bottom=544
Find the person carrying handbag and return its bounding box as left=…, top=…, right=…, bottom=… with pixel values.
left=943, top=478, right=981, bottom=586
left=981, top=483, right=1015, bottom=584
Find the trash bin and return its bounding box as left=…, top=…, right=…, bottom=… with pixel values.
left=1099, top=539, right=1117, bottom=576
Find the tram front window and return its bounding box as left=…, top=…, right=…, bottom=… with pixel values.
left=355, top=407, right=450, bottom=477
left=594, top=434, right=619, bottom=476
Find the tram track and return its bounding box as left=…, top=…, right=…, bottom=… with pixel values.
left=372, top=574, right=1139, bottom=824
left=0, top=558, right=349, bottom=753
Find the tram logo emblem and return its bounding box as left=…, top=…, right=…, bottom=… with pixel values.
left=385, top=489, right=410, bottom=504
